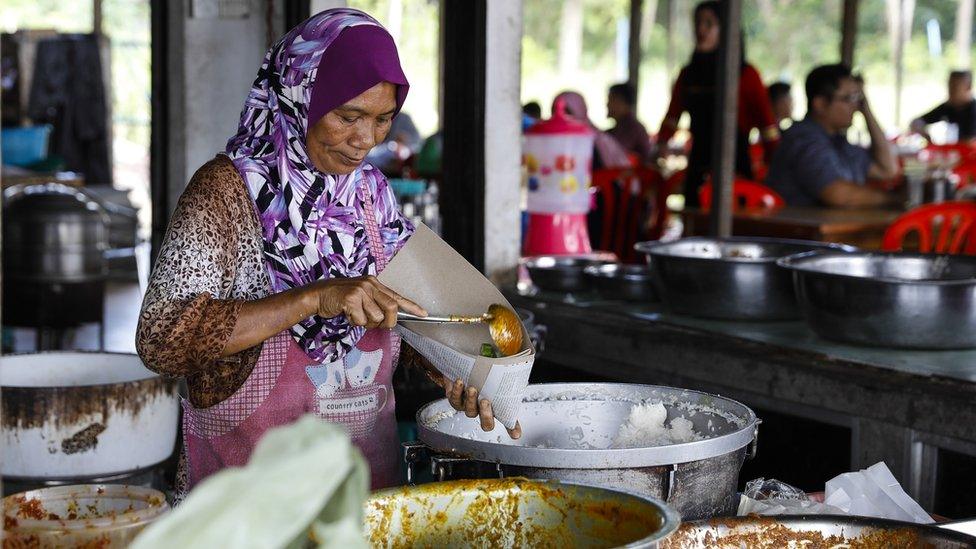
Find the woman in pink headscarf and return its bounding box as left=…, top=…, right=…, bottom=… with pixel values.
left=554, top=91, right=633, bottom=169
left=137, top=9, right=517, bottom=499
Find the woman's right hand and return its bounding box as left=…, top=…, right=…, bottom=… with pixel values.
left=308, top=276, right=427, bottom=329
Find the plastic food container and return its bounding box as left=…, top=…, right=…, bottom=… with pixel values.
left=1, top=125, right=52, bottom=167
left=522, top=99, right=595, bottom=255
left=2, top=484, right=169, bottom=548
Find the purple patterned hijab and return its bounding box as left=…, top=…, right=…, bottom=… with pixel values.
left=225, top=8, right=414, bottom=364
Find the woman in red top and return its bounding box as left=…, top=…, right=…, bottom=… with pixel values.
left=657, top=1, right=779, bottom=207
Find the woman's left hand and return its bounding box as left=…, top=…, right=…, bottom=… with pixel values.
left=441, top=378, right=522, bottom=439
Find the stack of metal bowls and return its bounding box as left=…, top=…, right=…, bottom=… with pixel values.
left=778, top=251, right=976, bottom=349
left=523, top=255, right=615, bottom=293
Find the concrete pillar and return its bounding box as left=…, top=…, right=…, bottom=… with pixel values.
left=483, top=0, right=523, bottom=284
left=152, top=0, right=282, bottom=255
left=182, top=0, right=277, bottom=184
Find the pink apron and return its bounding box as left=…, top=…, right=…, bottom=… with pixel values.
left=182, top=178, right=401, bottom=491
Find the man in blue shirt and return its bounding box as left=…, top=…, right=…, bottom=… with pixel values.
left=765, top=64, right=900, bottom=208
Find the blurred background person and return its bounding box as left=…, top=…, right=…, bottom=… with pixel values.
left=606, top=82, right=653, bottom=165
left=522, top=100, right=542, bottom=131
left=765, top=64, right=899, bottom=208
left=555, top=90, right=632, bottom=169
left=656, top=0, right=779, bottom=207
left=366, top=110, right=422, bottom=175
left=768, top=81, right=795, bottom=128
left=909, top=70, right=976, bottom=143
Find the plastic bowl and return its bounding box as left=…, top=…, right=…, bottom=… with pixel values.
left=1, top=125, right=52, bottom=167
left=3, top=484, right=169, bottom=547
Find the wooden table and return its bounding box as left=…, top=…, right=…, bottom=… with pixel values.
left=680, top=207, right=903, bottom=249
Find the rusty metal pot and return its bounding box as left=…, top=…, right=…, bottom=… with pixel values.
left=364, top=477, right=680, bottom=548
left=1, top=352, right=179, bottom=482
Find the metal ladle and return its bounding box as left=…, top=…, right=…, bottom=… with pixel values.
left=397, top=303, right=524, bottom=357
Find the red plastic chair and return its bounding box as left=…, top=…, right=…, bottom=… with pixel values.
left=882, top=201, right=976, bottom=254
left=665, top=169, right=686, bottom=196
left=749, top=142, right=769, bottom=183
left=924, top=143, right=976, bottom=164
left=699, top=177, right=785, bottom=211
left=953, top=160, right=976, bottom=188
left=591, top=167, right=668, bottom=263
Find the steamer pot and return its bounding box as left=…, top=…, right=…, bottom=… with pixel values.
left=407, top=383, right=760, bottom=519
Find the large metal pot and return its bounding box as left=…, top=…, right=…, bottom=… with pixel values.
left=661, top=515, right=976, bottom=548
left=1, top=352, right=179, bottom=482
left=364, top=477, right=680, bottom=548
left=778, top=251, right=976, bottom=349
left=408, top=383, right=760, bottom=520
left=3, top=183, right=109, bottom=283
left=3, top=183, right=109, bottom=329
left=635, top=237, right=855, bottom=320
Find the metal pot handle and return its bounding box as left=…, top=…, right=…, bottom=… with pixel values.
left=431, top=455, right=477, bottom=482
left=402, top=441, right=429, bottom=485
left=662, top=463, right=679, bottom=502
left=747, top=419, right=762, bottom=461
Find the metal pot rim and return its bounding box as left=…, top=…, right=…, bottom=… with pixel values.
left=676, top=514, right=976, bottom=545
left=418, top=382, right=759, bottom=468
left=0, top=351, right=162, bottom=388
left=777, top=250, right=976, bottom=286
left=4, top=183, right=111, bottom=223
left=523, top=254, right=616, bottom=268
left=583, top=263, right=652, bottom=282
left=2, top=484, right=168, bottom=531
left=635, top=236, right=857, bottom=264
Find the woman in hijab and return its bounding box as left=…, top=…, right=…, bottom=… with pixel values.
left=553, top=91, right=633, bottom=169
left=137, top=9, right=514, bottom=497
left=656, top=0, right=779, bottom=207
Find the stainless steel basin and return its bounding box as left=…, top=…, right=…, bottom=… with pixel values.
left=523, top=255, right=615, bottom=293
left=778, top=251, right=976, bottom=349
left=635, top=237, right=855, bottom=320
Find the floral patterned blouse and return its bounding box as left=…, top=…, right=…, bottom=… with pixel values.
left=137, top=156, right=273, bottom=406
left=136, top=154, right=416, bottom=406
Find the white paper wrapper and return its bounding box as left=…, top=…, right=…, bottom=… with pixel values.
left=379, top=223, right=535, bottom=430
left=824, top=462, right=934, bottom=524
